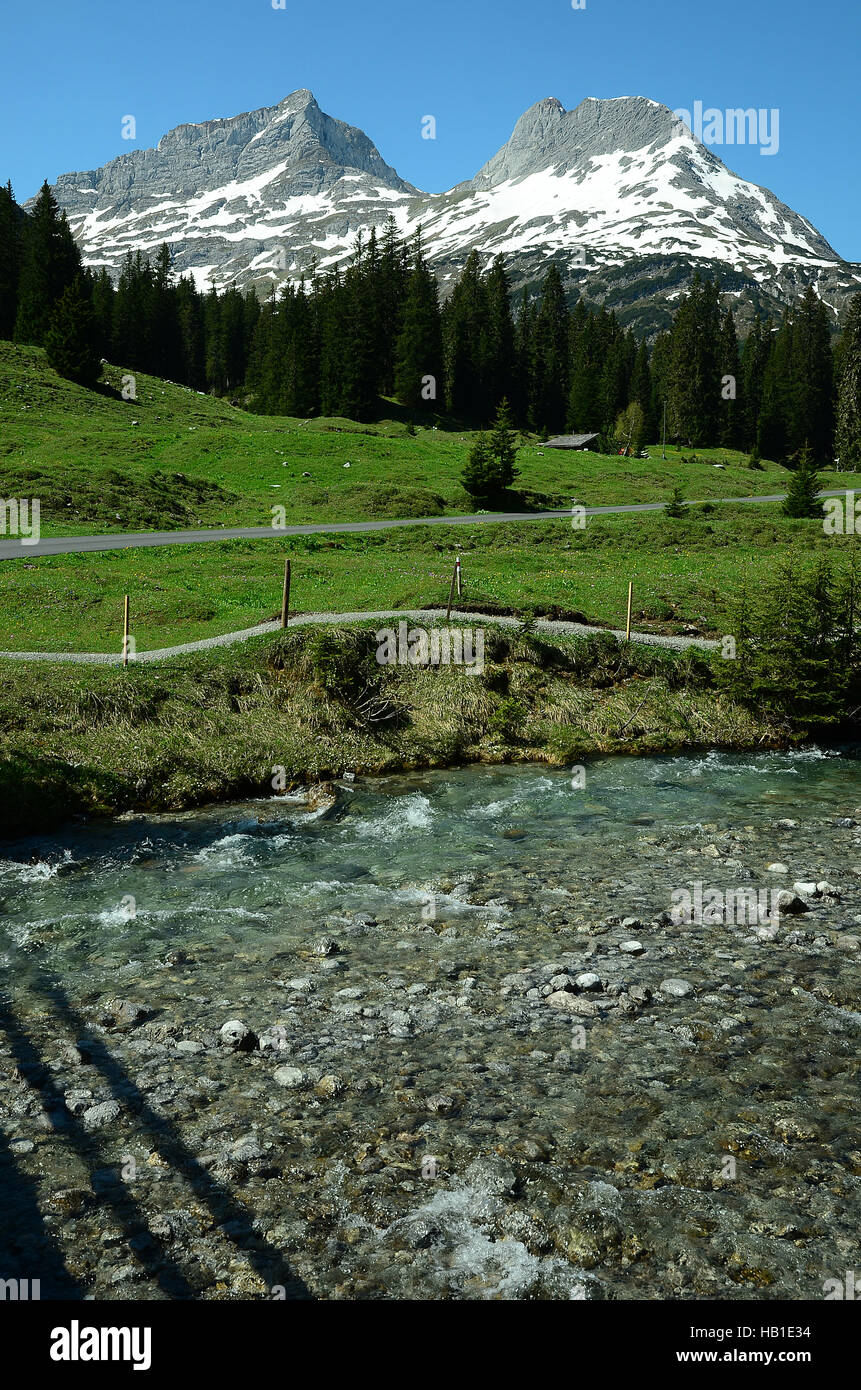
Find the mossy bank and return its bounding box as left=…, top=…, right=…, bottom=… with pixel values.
left=0, top=623, right=810, bottom=839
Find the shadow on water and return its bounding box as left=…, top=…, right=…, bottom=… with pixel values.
left=0, top=979, right=313, bottom=1300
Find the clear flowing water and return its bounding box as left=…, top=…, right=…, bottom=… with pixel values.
left=2, top=749, right=857, bottom=987
left=1, top=751, right=859, bottom=1300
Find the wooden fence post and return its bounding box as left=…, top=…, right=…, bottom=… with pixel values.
left=281, top=559, right=291, bottom=629
left=445, top=559, right=458, bottom=623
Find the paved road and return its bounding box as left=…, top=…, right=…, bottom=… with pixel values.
left=0, top=490, right=844, bottom=561
left=0, top=608, right=720, bottom=664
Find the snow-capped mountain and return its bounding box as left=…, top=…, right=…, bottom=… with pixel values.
left=43, top=90, right=861, bottom=330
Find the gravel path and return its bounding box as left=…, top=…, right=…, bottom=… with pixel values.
left=0, top=609, right=719, bottom=665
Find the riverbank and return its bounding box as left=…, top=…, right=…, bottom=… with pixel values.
left=0, top=623, right=794, bottom=837
left=1, top=754, right=859, bottom=1299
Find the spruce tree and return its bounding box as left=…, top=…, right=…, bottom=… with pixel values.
left=667, top=274, right=721, bottom=444
left=394, top=237, right=443, bottom=409
left=835, top=293, right=861, bottom=472
left=629, top=339, right=655, bottom=443
left=486, top=397, right=520, bottom=488
left=484, top=257, right=516, bottom=412
left=788, top=287, right=833, bottom=461
left=717, top=307, right=741, bottom=447
left=514, top=287, right=535, bottom=428
left=43, top=276, right=101, bottom=386
left=14, top=181, right=82, bottom=345
left=739, top=317, right=770, bottom=451
left=782, top=442, right=823, bottom=518
left=0, top=181, right=21, bottom=340
left=757, top=317, right=793, bottom=462
left=567, top=310, right=601, bottom=433
left=461, top=433, right=494, bottom=502
left=531, top=263, right=569, bottom=434
left=461, top=400, right=520, bottom=501
left=443, top=251, right=488, bottom=420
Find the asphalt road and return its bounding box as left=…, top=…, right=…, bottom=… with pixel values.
left=0, top=490, right=841, bottom=561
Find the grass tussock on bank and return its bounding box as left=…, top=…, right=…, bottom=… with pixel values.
left=0, top=625, right=785, bottom=837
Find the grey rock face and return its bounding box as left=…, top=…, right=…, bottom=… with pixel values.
left=37, top=90, right=861, bottom=322
left=467, top=95, right=683, bottom=188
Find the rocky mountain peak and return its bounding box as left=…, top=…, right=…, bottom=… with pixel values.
left=470, top=95, right=689, bottom=189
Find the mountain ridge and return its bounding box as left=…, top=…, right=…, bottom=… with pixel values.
left=34, top=90, right=861, bottom=332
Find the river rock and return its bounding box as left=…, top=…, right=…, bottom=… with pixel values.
left=659, top=979, right=694, bottom=998
left=575, top=973, right=602, bottom=991
left=219, top=1020, right=259, bottom=1052
left=274, top=1066, right=305, bottom=1088
left=83, top=1100, right=121, bottom=1132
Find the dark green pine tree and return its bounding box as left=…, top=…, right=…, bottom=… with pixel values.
left=757, top=317, right=793, bottom=463
left=393, top=235, right=443, bottom=410
left=318, top=270, right=348, bottom=417
left=338, top=261, right=379, bottom=421
left=461, top=433, right=494, bottom=502
left=483, top=257, right=516, bottom=415
left=461, top=400, right=521, bottom=501
left=443, top=251, right=488, bottom=420
left=176, top=275, right=206, bottom=391
left=14, top=181, right=82, bottom=345
left=782, top=442, right=823, bottom=518
left=629, top=339, right=655, bottom=444
left=717, top=307, right=741, bottom=447
left=567, top=310, right=601, bottom=433
left=203, top=285, right=225, bottom=392
left=648, top=330, right=673, bottom=444
left=486, top=397, right=520, bottom=490
left=0, top=181, right=22, bottom=340
left=513, top=287, right=536, bottom=428
left=531, top=263, right=569, bottom=434
left=739, top=317, right=770, bottom=451
left=835, top=292, right=861, bottom=472
left=282, top=281, right=319, bottom=416
left=667, top=274, right=721, bottom=445
left=43, top=275, right=101, bottom=386
left=147, top=244, right=181, bottom=381
left=90, top=268, right=115, bottom=358
left=599, top=328, right=635, bottom=437
left=788, top=286, right=834, bottom=461
left=113, top=251, right=153, bottom=369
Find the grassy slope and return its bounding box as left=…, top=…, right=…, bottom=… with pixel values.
left=2, top=341, right=854, bottom=536
left=0, top=505, right=850, bottom=653
left=0, top=625, right=778, bottom=837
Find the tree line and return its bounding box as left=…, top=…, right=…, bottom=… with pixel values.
left=2, top=178, right=861, bottom=467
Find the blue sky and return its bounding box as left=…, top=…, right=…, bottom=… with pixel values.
left=1, top=0, right=858, bottom=260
